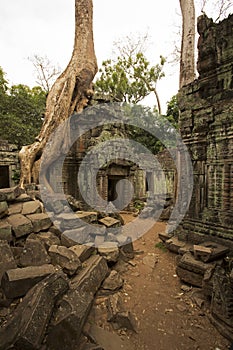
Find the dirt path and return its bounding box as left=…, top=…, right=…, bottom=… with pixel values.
left=90, top=214, right=231, bottom=350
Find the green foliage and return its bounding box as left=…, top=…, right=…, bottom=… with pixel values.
left=0, top=67, right=46, bottom=147
left=166, top=94, right=179, bottom=126
left=94, top=52, right=165, bottom=105
left=155, top=241, right=168, bottom=252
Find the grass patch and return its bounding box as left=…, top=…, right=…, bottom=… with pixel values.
left=155, top=242, right=168, bottom=252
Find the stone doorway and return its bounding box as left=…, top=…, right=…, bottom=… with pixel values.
left=0, top=165, right=9, bottom=188
left=108, top=175, right=125, bottom=202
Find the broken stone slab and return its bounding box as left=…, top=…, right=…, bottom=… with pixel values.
left=69, top=244, right=95, bottom=263
left=165, top=237, right=186, bottom=254
left=76, top=211, right=98, bottom=223
left=0, top=201, right=8, bottom=218
left=193, top=241, right=229, bottom=262
left=57, top=212, right=85, bottom=231
left=0, top=186, right=24, bottom=202
left=90, top=224, right=106, bottom=236
left=99, top=217, right=121, bottom=228
left=97, top=242, right=120, bottom=263
left=14, top=193, right=32, bottom=203
left=0, top=220, right=12, bottom=242
left=7, top=214, right=33, bottom=238
left=49, top=245, right=82, bottom=276
left=46, top=255, right=108, bottom=350
left=35, top=231, right=61, bottom=249
left=19, top=238, right=51, bottom=267
left=158, top=232, right=172, bottom=242
left=83, top=324, right=135, bottom=350
left=107, top=293, right=137, bottom=332
left=94, top=235, right=105, bottom=246
left=0, top=241, right=17, bottom=281
left=99, top=270, right=124, bottom=295
left=61, top=226, right=92, bottom=246
left=1, top=264, right=56, bottom=299
left=0, top=191, right=7, bottom=202
left=0, top=272, right=68, bottom=350
left=8, top=202, right=22, bottom=215
left=21, top=200, right=42, bottom=215
left=27, top=213, right=52, bottom=232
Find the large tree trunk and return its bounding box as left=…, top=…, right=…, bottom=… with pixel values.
left=179, top=0, right=196, bottom=88
left=19, top=0, right=97, bottom=187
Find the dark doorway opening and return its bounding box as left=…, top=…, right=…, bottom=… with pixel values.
left=0, top=166, right=9, bottom=188
left=108, top=175, right=125, bottom=202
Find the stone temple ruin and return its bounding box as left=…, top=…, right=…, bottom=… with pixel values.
left=0, top=13, right=233, bottom=349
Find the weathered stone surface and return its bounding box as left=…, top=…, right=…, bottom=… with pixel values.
left=14, top=193, right=32, bottom=203
left=61, top=226, right=92, bottom=246
left=0, top=272, right=68, bottom=350
left=21, top=200, right=42, bottom=215
left=8, top=202, right=22, bottom=215
left=97, top=242, right=120, bottom=263
left=107, top=293, right=137, bottom=331
left=57, top=212, right=85, bottom=231
left=0, top=201, right=8, bottom=218
left=7, top=214, right=33, bottom=238
left=46, top=256, right=108, bottom=350
left=165, top=237, right=186, bottom=254
left=142, top=253, right=158, bottom=269
left=0, top=186, right=23, bottom=202
left=36, top=231, right=61, bottom=249
left=76, top=211, right=98, bottom=223
left=83, top=324, right=135, bottom=350
left=194, top=241, right=229, bottom=262
left=1, top=264, right=56, bottom=299
left=100, top=270, right=124, bottom=294
left=19, top=239, right=51, bottom=267
left=0, top=242, right=17, bottom=281
left=0, top=220, right=12, bottom=242
left=99, top=217, right=120, bottom=228
left=69, top=244, right=95, bottom=262
left=27, top=213, right=51, bottom=232
left=94, top=235, right=105, bottom=246
left=49, top=245, right=82, bottom=275
left=158, top=232, right=172, bottom=242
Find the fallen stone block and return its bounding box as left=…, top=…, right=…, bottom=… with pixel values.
left=158, top=232, right=172, bottom=242
left=0, top=241, right=17, bottom=281
left=165, top=237, right=186, bottom=254
left=0, top=220, right=12, bottom=242
left=69, top=244, right=95, bottom=262
left=99, top=216, right=120, bottom=228
left=107, top=293, right=137, bottom=332
left=36, top=231, right=61, bottom=249
left=8, top=202, right=22, bottom=215
left=1, top=264, right=56, bottom=299
left=97, top=242, right=120, bottom=263
left=49, top=245, right=82, bottom=275
left=14, top=193, right=32, bottom=203
left=57, top=212, right=85, bottom=231
left=46, top=255, right=108, bottom=350
left=21, top=200, right=42, bottom=215
left=77, top=211, right=98, bottom=223
left=7, top=214, right=33, bottom=238
left=19, top=238, right=51, bottom=267
left=100, top=270, right=124, bottom=295
left=61, top=226, right=92, bottom=246
left=0, top=201, right=8, bottom=218
left=27, top=213, right=51, bottom=232
left=193, top=241, right=229, bottom=262
left=0, top=272, right=68, bottom=350
left=94, top=235, right=105, bottom=246
left=0, top=186, right=24, bottom=202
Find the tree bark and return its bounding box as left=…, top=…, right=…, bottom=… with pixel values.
left=19, top=0, right=97, bottom=187
left=179, top=0, right=196, bottom=88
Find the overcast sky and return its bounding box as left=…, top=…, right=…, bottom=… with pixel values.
left=1, top=1, right=231, bottom=113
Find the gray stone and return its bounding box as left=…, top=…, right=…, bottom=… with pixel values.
left=21, top=200, right=42, bottom=215
left=8, top=202, right=22, bottom=215
left=14, top=193, right=32, bottom=203
left=0, top=220, right=12, bottom=242
left=0, top=242, right=17, bottom=281
left=57, top=212, right=85, bottom=231
left=193, top=241, right=229, bottom=262
left=98, top=242, right=120, bottom=263
left=0, top=272, right=68, bottom=350
left=46, top=256, right=108, bottom=350
left=27, top=213, right=51, bottom=232
left=19, top=239, right=51, bottom=267
left=7, top=214, right=33, bottom=238
left=61, top=226, right=92, bottom=246
left=69, top=244, right=95, bottom=262
left=100, top=270, right=124, bottom=294
left=165, top=237, right=186, bottom=254
left=76, top=211, right=98, bottom=223
left=0, top=201, right=8, bottom=218
left=99, top=217, right=120, bottom=228
left=49, top=245, right=82, bottom=275
left=36, top=231, right=61, bottom=249
left=94, top=235, right=105, bottom=246
left=0, top=186, right=23, bottom=202
left=1, top=264, right=56, bottom=299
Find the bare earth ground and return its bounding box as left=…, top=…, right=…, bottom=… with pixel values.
left=88, top=214, right=231, bottom=350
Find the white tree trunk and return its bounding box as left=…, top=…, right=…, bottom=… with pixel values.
left=179, top=0, right=196, bottom=88
left=19, top=0, right=97, bottom=187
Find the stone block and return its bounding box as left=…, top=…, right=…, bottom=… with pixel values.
left=76, top=211, right=98, bottom=223
left=99, top=217, right=120, bottom=228
left=69, top=244, right=95, bottom=262
left=1, top=264, right=56, bottom=299
left=61, top=226, right=92, bottom=246
left=19, top=239, right=51, bottom=267
left=165, top=237, right=186, bottom=254
left=0, top=201, right=8, bottom=218
left=94, top=235, right=105, bottom=246
left=0, top=186, right=23, bottom=202
left=27, top=213, right=51, bottom=232
left=100, top=270, right=124, bottom=295
left=49, top=245, right=82, bottom=275
left=46, top=256, right=108, bottom=350
left=21, top=200, right=42, bottom=215
left=7, top=214, right=33, bottom=238
left=193, top=241, right=229, bottom=262
left=14, top=193, right=32, bottom=203
left=0, top=272, right=68, bottom=350
left=36, top=231, right=61, bottom=249
left=57, top=212, right=85, bottom=231
left=8, top=202, right=22, bottom=215
left=0, top=241, right=17, bottom=281
left=97, top=242, right=120, bottom=263
left=0, top=220, right=12, bottom=242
